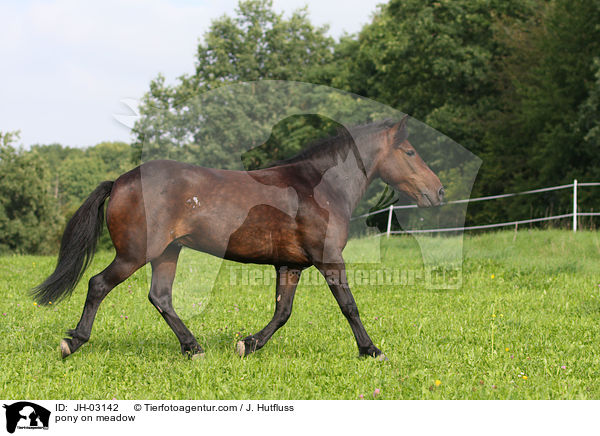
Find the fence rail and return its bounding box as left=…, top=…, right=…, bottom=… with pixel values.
left=352, top=180, right=600, bottom=237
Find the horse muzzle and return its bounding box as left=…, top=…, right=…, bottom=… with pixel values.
left=417, top=186, right=445, bottom=207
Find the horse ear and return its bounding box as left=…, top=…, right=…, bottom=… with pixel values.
left=393, top=115, right=409, bottom=147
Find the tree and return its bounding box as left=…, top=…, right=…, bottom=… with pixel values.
left=0, top=132, right=62, bottom=254
left=132, top=0, right=335, bottom=169
left=332, top=0, right=532, bottom=138
left=481, top=0, right=600, bottom=221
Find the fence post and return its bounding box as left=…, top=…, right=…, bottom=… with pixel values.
left=573, top=179, right=578, bottom=233
left=386, top=204, right=394, bottom=238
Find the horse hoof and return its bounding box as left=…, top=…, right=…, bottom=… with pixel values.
left=376, top=353, right=388, bottom=362
left=236, top=340, right=246, bottom=357
left=59, top=340, right=71, bottom=359
left=191, top=352, right=205, bottom=361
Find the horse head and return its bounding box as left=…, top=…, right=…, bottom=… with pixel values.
left=376, top=115, right=444, bottom=207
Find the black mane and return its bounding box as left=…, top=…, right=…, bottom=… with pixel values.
left=268, top=119, right=395, bottom=168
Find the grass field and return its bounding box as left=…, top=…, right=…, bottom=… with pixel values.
left=1, top=229, right=600, bottom=400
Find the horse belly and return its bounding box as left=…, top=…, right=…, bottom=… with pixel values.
left=225, top=205, right=309, bottom=266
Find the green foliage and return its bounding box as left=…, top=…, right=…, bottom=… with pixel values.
left=0, top=139, right=135, bottom=254
left=37, top=141, right=134, bottom=251
left=332, top=0, right=531, bottom=132
left=59, top=143, right=131, bottom=213
left=0, top=132, right=62, bottom=254
left=575, top=58, right=600, bottom=168
left=194, top=0, right=333, bottom=85
left=132, top=0, right=335, bottom=168
left=476, top=0, right=600, bottom=222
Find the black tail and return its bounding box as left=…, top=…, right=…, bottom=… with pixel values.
left=31, top=181, right=114, bottom=305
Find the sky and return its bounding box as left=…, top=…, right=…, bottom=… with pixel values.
left=0, top=0, right=383, bottom=148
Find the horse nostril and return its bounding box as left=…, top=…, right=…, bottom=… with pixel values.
left=438, top=187, right=445, bottom=199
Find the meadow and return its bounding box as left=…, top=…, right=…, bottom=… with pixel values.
left=1, top=229, right=599, bottom=400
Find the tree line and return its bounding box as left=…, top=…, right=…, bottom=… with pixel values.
left=0, top=133, right=132, bottom=253
left=2, top=0, right=599, bottom=253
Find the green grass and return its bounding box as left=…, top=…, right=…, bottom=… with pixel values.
left=1, top=229, right=600, bottom=399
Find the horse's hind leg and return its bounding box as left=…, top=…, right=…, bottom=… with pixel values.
left=148, top=243, right=204, bottom=359
left=237, top=266, right=302, bottom=357
left=61, top=255, right=142, bottom=358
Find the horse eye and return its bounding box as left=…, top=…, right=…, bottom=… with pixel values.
left=405, top=150, right=415, bottom=156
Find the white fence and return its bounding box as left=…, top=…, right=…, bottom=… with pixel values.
left=352, top=180, right=600, bottom=237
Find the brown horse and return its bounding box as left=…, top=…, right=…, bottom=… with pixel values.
left=33, top=116, right=444, bottom=360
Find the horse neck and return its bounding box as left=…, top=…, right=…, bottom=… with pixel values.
left=307, top=137, right=382, bottom=218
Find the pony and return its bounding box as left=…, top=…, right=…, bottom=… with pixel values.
left=33, top=115, right=444, bottom=360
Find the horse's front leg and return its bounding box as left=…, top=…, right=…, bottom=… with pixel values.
left=237, top=266, right=302, bottom=357
left=316, top=260, right=387, bottom=360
